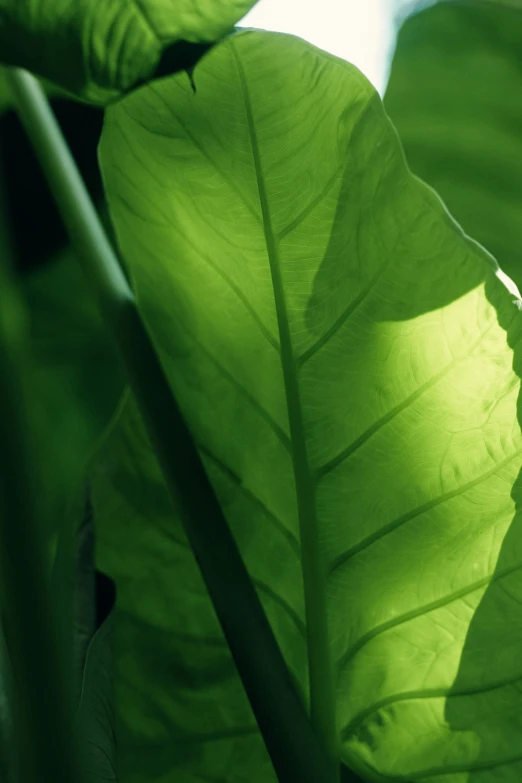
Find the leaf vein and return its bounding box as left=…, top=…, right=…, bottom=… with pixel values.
left=336, top=553, right=522, bottom=677
left=150, top=84, right=263, bottom=226
left=340, top=670, right=522, bottom=745
left=317, top=319, right=496, bottom=480
left=329, top=443, right=522, bottom=577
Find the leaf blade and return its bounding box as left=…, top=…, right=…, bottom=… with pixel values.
left=96, top=28, right=522, bottom=782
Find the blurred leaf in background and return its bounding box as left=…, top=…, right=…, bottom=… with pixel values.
left=20, top=245, right=125, bottom=540
left=385, top=0, right=522, bottom=288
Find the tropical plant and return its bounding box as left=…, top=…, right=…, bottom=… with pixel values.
left=1, top=1, right=522, bottom=782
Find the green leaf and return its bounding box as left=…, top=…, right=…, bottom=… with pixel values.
left=384, top=0, right=522, bottom=292
left=21, top=245, right=125, bottom=535
left=0, top=0, right=260, bottom=105
left=94, top=28, right=522, bottom=782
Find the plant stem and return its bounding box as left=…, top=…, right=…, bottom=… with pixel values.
left=0, top=252, right=78, bottom=783
left=6, top=67, right=346, bottom=783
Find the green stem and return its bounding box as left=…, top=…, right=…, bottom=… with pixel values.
left=0, top=256, right=78, bottom=783
left=6, top=67, right=342, bottom=783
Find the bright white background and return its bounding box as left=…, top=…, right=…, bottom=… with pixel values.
left=237, top=0, right=402, bottom=94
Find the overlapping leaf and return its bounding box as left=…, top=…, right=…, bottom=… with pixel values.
left=93, top=28, right=522, bottom=782
left=0, top=0, right=259, bottom=104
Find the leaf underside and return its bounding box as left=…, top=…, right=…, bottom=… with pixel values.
left=93, top=28, right=522, bottom=783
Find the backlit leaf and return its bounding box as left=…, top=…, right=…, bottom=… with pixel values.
left=93, top=29, right=522, bottom=782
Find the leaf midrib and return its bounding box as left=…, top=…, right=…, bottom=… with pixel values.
left=230, top=41, right=339, bottom=765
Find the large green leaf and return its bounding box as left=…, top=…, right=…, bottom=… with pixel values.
left=385, top=0, right=522, bottom=291
left=0, top=0, right=259, bottom=104
left=93, top=28, right=522, bottom=782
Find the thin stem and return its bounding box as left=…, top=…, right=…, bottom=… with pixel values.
left=6, top=67, right=346, bottom=783
left=4, top=69, right=132, bottom=324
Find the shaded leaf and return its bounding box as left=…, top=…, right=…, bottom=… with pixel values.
left=94, top=28, right=522, bottom=783
left=385, top=0, right=522, bottom=290
left=21, top=245, right=125, bottom=539
left=0, top=0, right=260, bottom=104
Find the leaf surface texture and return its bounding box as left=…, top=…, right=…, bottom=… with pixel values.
left=94, top=29, right=522, bottom=782
left=0, top=0, right=259, bottom=103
